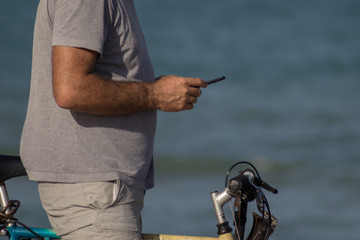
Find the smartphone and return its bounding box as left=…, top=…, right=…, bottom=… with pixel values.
left=207, top=76, right=226, bottom=85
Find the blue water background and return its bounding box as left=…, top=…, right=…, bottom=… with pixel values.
left=1, top=0, right=360, bottom=239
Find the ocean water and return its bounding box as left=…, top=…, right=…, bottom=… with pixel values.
left=1, top=0, right=360, bottom=240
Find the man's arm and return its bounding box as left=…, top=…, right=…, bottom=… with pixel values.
left=52, top=46, right=207, bottom=115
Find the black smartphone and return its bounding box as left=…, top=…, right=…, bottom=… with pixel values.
left=207, top=76, right=226, bottom=85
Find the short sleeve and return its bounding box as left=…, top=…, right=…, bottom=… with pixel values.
left=52, top=0, right=108, bottom=54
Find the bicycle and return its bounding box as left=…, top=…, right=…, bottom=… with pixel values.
left=0, top=154, right=278, bottom=240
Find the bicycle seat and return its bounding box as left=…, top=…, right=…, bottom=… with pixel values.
left=0, top=155, right=27, bottom=183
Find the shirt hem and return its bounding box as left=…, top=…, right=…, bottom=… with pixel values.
left=27, top=171, right=154, bottom=190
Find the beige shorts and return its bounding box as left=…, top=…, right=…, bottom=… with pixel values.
left=38, top=180, right=144, bottom=240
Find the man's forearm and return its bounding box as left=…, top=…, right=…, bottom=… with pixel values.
left=54, top=73, right=206, bottom=115
left=54, top=72, right=156, bottom=115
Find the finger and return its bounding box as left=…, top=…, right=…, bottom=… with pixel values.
left=184, top=103, right=194, bottom=110
left=189, top=96, right=198, bottom=104
left=189, top=87, right=202, bottom=98
left=185, top=94, right=197, bottom=103
left=188, top=78, right=207, bottom=88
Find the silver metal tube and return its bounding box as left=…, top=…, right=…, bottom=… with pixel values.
left=216, top=190, right=233, bottom=206
left=0, top=183, right=10, bottom=210
left=210, top=190, right=232, bottom=225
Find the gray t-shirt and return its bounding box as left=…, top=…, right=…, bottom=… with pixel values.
left=20, top=0, right=156, bottom=190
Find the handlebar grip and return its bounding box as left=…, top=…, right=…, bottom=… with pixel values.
left=254, top=178, right=278, bottom=194
left=262, top=181, right=278, bottom=194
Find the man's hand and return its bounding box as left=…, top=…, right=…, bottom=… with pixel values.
left=149, top=75, right=207, bottom=112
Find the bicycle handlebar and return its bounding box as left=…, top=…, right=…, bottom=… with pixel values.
left=211, top=166, right=277, bottom=240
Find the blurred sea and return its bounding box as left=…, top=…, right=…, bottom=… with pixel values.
left=1, top=0, right=360, bottom=239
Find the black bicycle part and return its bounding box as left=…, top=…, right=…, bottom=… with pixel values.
left=224, top=161, right=277, bottom=240
left=0, top=155, right=27, bottom=182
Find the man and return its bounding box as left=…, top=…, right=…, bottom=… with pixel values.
left=20, top=1, right=207, bottom=240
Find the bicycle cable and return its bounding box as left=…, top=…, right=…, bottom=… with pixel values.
left=224, top=161, right=262, bottom=188
left=13, top=220, right=45, bottom=239
left=0, top=200, right=45, bottom=239
left=229, top=198, right=241, bottom=240
left=224, top=161, right=275, bottom=240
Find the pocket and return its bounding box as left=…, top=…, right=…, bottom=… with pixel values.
left=92, top=182, right=144, bottom=235
left=82, top=181, right=118, bottom=209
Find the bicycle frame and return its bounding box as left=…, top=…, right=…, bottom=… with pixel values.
left=4, top=224, right=234, bottom=240
left=4, top=226, right=234, bottom=240
left=3, top=226, right=233, bottom=240
left=0, top=155, right=277, bottom=240
left=5, top=225, right=60, bottom=240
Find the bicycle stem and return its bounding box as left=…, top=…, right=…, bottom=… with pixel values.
left=210, top=190, right=233, bottom=235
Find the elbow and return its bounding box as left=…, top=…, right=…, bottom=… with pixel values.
left=52, top=85, right=77, bottom=110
